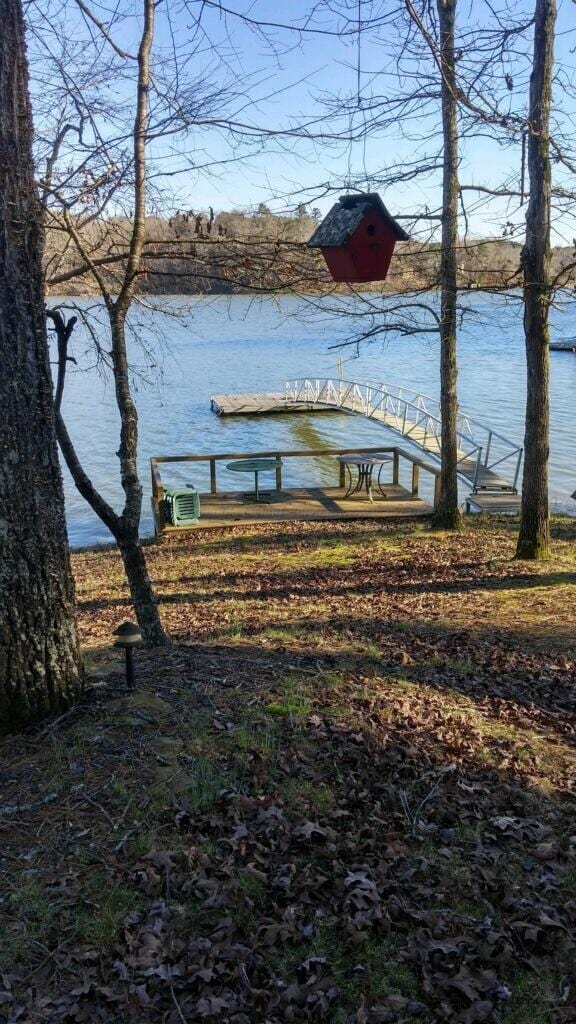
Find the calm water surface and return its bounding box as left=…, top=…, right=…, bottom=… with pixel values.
left=52, top=294, right=576, bottom=547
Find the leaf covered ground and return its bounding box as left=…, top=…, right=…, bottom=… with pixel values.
left=1, top=517, right=576, bottom=1023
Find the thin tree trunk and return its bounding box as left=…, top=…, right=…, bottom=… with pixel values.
left=117, top=533, right=167, bottom=645
left=433, top=0, right=461, bottom=530
left=516, top=0, right=555, bottom=560
left=47, top=311, right=168, bottom=646
left=0, top=0, right=82, bottom=731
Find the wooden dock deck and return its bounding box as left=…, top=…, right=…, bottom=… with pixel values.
left=150, top=444, right=441, bottom=536
left=160, top=484, right=431, bottom=532
left=211, top=393, right=333, bottom=416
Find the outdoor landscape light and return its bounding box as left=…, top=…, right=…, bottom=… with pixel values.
left=113, top=621, right=142, bottom=689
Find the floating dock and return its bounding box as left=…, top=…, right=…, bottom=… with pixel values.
left=465, top=493, right=522, bottom=514
left=550, top=341, right=576, bottom=352
left=210, top=393, right=332, bottom=416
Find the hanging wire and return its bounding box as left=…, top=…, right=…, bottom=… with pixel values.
left=345, top=0, right=364, bottom=189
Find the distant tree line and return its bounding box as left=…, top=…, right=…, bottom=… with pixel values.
left=45, top=209, right=576, bottom=297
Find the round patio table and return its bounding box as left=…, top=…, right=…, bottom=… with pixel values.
left=336, top=453, right=394, bottom=502
left=226, top=458, right=281, bottom=503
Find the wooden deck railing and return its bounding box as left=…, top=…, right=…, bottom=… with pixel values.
left=150, top=445, right=441, bottom=535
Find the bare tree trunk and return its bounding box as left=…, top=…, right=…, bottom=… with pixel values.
left=47, top=311, right=167, bottom=647
left=433, top=0, right=461, bottom=530
left=0, top=0, right=82, bottom=731
left=516, top=0, right=555, bottom=560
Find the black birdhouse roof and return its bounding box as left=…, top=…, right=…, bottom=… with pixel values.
left=307, top=193, right=409, bottom=248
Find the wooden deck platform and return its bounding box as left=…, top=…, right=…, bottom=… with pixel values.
left=211, top=393, right=333, bottom=416
left=160, top=484, right=432, bottom=532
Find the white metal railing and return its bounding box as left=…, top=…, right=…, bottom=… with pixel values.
left=285, top=378, right=522, bottom=493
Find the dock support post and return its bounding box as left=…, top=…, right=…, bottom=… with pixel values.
left=339, top=461, right=346, bottom=488
left=411, top=462, right=420, bottom=497
left=210, top=459, right=217, bottom=494
left=393, top=450, right=400, bottom=485
left=275, top=454, right=282, bottom=491
left=151, top=460, right=165, bottom=536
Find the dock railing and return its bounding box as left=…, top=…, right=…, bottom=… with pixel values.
left=150, top=444, right=441, bottom=535
left=285, top=378, right=523, bottom=494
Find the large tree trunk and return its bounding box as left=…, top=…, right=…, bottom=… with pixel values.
left=0, top=0, right=82, bottom=731
left=433, top=0, right=461, bottom=530
left=516, top=0, right=555, bottom=560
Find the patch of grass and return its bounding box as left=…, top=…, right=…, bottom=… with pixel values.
left=10, top=877, right=53, bottom=920
left=130, top=832, right=156, bottom=858
left=279, top=778, right=336, bottom=814
left=504, top=969, right=559, bottom=1024
left=316, top=671, right=348, bottom=689
left=234, top=721, right=279, bottom=757
left=452, top=898, right=486, bottom=920
left=265, top=699, right=310, bottom=717
left=363, top=934, right=417, bottom=999
left=0, top=877, right=58, bottom=967
left=238, top=875, right=267, bottom=906
left=229, top=876, right=268, bottom=934
left=74, top=881, right=145, bottom=950
left=263, top=674, right=314, bottom=718
left=444, top=859, right=474, bottom=889
left=430, top=655, right=475, bottom=676
left=457, top=822, right=481, bottom=846
left=558, top=867, right=576, bottom=898
left=266, top=924, right=417, bottom=1013
left=184, top=756, right=227, bottom=808
left=259, top=624, right=314, bottom=645
left=109, top=778, right=130, bottom=801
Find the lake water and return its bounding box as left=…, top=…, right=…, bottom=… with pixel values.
left=51, top=293, right=576, bottom=548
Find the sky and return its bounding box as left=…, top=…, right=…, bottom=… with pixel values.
left=28, top=0, right=576, bottom=244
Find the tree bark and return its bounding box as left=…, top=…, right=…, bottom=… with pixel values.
left=516, top=0, right=555, bottom=560
left=433, top=0, right=461, bottom=530
left=0, top=0, right=82, bottom=731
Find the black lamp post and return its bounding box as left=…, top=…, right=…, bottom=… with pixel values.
left=114, top=621, right=142, bottom=689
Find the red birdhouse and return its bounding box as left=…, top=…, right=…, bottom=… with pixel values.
left=307, top=193, right=409, bottom=284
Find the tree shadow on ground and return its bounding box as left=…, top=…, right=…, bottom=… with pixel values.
left=76, top=562, right=576, bottom=615
left=177, top=613, right=576, bottom=720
